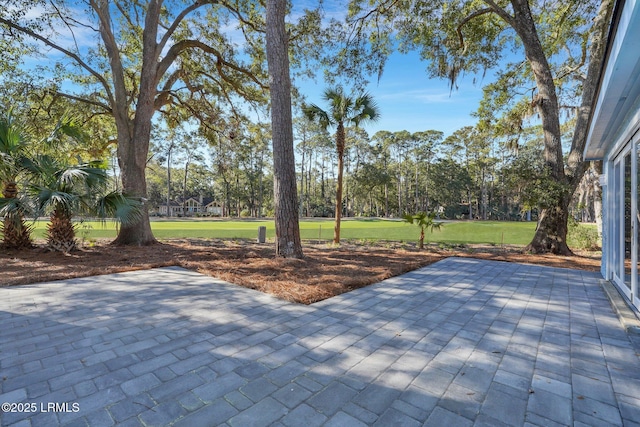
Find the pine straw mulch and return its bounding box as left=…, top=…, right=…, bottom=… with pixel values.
left=1, top=239, right=601, bottom=304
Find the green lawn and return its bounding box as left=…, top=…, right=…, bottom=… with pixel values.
left=31, top=218, right=540, bottom=245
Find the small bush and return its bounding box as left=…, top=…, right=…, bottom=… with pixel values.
left=568, top=220, right=600, bottom=251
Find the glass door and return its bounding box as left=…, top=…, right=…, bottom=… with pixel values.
left=624, top=151, right=632, bottom=291
left=612, top=148, right=632, bottom=301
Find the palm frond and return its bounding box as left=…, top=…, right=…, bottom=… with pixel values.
left=322, top=87, right=344, bottom=102
left=352, top=93, right=381, bottom=126
left=43, top=112, right=89, bottom=148
left=303, top=104, right=333, bottom=128
left=95, top=192, right=143, bottom=227
left=56, top=163, right=107, bottom=194
left=31, top=186, right=78, bottom=216
left=402, top=213, right=416, bottom=224
left=0, top=109, right=26, bottom=155
left=26, top=154, right=58, bottom=184
left=0, top=196, right=32, bottom=217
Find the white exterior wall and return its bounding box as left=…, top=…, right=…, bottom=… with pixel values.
left=584, top=0, right=640, bottom=313
left=601, top=160, right=610, bottom=279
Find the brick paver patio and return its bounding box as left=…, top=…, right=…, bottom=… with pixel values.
left=1, top=257, right=639, bottom=426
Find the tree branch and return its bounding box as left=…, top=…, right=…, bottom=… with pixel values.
left=51, top=90, right=112, bottom=113
left=115, top=2, right=139, bottom=33
left=154, top=69, right=185, bottom=109
left=348, top=0, right=401, bottom=25
left=456, top=8, right=494, bottom=54
left=49, top=1, right=82, bottom=54
left=158, top=39, right=268, bottom=89
left=555, top=39, right=587, bottom=81
left=345, top=0, right=400, bottom=50
left=220, top=0, right=265, bottom=34
left=200, top=68, right=260, bottom=103
left=90, top=0, right=129, bottom=123
left=0, top=16, right=115, bottom=106
left=157, top=1, right=210, bottom=55
left=482, top=0, right=516, bottom=27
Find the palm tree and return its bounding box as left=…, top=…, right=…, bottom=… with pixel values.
left=0, top=110, right=90, bottom=249
left=303, top=87, right=380, bottom=244
left=402, top=212, right=443, bottom=249
left=29, top=156, right=141, bottom=252
left=0, top=111, right=33, bottom=249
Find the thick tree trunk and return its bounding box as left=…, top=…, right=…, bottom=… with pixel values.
left=111, top=78, right=157, bottom=245
left=266, top=0, right=303, bottom=258
left=526, top=194, right=572, bottom=254
left=510, top=0, right=564, bottom=177
left=334, top=122, right=345, bottom=244
left=112, top=132, right=157, bottom=246
left=520, top=0, right=613, bottom=254
left=506, top=0, right=573, bottom=254
left=97, top=0, right=157, bottom=246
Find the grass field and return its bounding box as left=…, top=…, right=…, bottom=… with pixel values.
left=30, top=218, right=543, bottom=246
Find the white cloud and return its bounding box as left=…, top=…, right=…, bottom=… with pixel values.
left=377, top=88, right=455, bottom=104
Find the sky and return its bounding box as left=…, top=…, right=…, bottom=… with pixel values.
left=287, top=0, right=493, bottom=139
left=10, top=1, right=491, bottom=141
left=294, top=50, right=489, bottom=139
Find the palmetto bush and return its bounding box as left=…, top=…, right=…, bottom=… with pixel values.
left=402, top=212, right=443, bottom=249
left=1, top=109, right=93, bottom=249
left=29, top=156, right=141, bottom=252
left=0, top=196, right=33, bottom=249
left=0, top=111, right=34, bottom=249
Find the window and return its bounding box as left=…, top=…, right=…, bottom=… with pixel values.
left=624, top=152, right=632, bottom=289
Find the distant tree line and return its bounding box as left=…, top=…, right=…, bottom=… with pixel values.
left=144, top=119, right=598, bottom=224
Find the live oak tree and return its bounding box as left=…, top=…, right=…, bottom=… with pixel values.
left=1, top=0, right=326, bottom=254
left=346, top=0, right=614, bottom=254
left=0, top=0, right=273, bottom=246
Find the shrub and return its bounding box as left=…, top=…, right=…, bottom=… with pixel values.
left=567, top=219, right=600, bottom=251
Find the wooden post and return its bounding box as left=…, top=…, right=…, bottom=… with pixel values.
left=258, top=226, right=267, bottom=243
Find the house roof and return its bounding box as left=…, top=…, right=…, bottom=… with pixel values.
left=584, top=0, right=640, bottom=160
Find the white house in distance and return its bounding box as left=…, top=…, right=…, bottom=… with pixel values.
left=157, top=197, right=223, bottom=217
left=584, top=0, right=640, bottom=314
